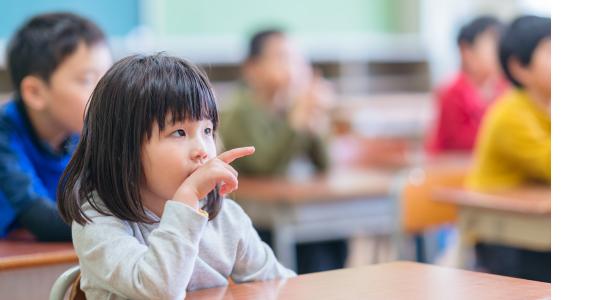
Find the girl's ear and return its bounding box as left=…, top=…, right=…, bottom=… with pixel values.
left=20, top=75, right=51, bottom=111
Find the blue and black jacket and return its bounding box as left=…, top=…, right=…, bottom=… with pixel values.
left=0, top=99, right=77, bottom=240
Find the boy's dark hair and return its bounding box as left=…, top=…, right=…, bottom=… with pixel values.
left=58, top=54, right=221, bottom=225
left=246, top=29, right=284, bottom=61
left=499, top=15, right=551, bottom=87
left=7, top=12, right=106, bottom=97
left=457, top=15, right=502, bottom=46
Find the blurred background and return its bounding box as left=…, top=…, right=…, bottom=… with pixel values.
left=0, top=0, right=550, bottom=103
left=0, top=1, right=552, bottom=296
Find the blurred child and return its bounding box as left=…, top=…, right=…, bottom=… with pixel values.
left=467, top=15, right=550, bottom=190
left=0, top=12, right=111, bottom=240
left=219, top=29, right=346, bottom=274
left=58, top=54, right=295, bottom=299
left=466, top=15, right=551, bottom=282
left=427, top=16, right=507, bottom=155
left=220, top=29, right=331, bottom=176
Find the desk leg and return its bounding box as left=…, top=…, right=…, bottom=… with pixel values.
left=272, top=221, right=297, bottom=272
left=391, top=170, right=414, bottom=261
left=456, top=211, right=477, bottom=269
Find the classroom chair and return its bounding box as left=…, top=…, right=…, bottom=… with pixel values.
left=399, top=156, right=470, bottom=262
left=49, top=265, right=85, bottom=300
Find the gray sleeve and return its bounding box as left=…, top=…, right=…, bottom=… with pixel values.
left=73, top=201, right=207, bottom=300
left=231, top=206, right=297, bottom=282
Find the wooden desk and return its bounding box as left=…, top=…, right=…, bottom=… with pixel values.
left=0, top=240, right=76, bottom=271
left=0, top=240, right=77, bottom=299
left=231, top=168, right=402, bottom=271
left=187, top=261, right=550, bottom=300
left=433, top=187, right=551, bottom=267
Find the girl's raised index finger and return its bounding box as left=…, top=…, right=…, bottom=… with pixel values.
left=217, top=146, right=255, bottom=164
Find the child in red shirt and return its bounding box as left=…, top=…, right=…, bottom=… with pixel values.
left=427, top=16, right=507, bottom=155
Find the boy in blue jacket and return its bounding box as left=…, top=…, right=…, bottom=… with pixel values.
left=0, top=12, right=111, bottom=240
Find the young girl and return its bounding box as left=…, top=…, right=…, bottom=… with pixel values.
left=58, top=54, right=296, bottom=299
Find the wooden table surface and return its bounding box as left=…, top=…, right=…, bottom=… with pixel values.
left=0, top=240, right=77, bottom=271
left=434, top=187, right=551, bottom=214
left=187, top=261, right=550, bottom=300
left=232, top=168, right=398, bottom=204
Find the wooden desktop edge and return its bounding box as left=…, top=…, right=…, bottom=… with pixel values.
left=0, top=249, right=78, bottom=271
left=432, top=187, right=551, bottom=215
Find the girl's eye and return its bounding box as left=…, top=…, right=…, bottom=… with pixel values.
left=204, top=127, right=213, bottom=135
left=171, top=129, right=186, bottom=137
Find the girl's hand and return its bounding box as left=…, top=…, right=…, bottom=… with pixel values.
left=172, top=147, right=255, bottom=209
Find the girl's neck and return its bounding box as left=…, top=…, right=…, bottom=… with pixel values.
left=139, top=189, right=166, bottom=218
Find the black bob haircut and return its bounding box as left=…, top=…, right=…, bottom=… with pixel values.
left=58, top=53, right=221, bottom=225
left=457, top=15, right=502, bottom=46
left=499, top=15, right=551, bottom=88
left=246, top=29, right=284, bottom=61
left=7, top=12, right=106, bottom=97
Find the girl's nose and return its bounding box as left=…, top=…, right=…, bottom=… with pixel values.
left=191, top=141, right=209, bottom=162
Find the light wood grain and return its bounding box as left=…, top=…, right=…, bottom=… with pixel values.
left=187, top=261, right=550, bottom=300
left=0, top=241, right=77, bottom=271
left=434, top=187, right=550, bottom=214
left=232, top=168, right=396, bottom=204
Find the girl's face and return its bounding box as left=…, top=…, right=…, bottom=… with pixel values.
left=140, top=118, right=217, bottom=205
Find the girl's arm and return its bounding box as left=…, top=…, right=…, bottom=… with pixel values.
left=72, top=200, right=208, bottom=299
left=73, top=148, right=253, bottom=299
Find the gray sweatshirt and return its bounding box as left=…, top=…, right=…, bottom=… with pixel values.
left=72, top=195, right=296, bottom=300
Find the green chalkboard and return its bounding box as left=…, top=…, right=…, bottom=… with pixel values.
left=147, top=0, right=419, bottom=38
left=1, top=0, right=419, bottom=40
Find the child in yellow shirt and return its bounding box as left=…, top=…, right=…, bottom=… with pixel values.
left=466, top=15, right=551, bottom=282
left=467, top=15, right=550, bottom=190
left=466, top=88, right=550, bottom=190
